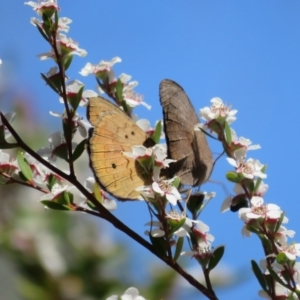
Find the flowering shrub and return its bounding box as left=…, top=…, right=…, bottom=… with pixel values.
left=0, top=1, right=298, bottom=299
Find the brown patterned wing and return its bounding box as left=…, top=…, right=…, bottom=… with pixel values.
left=87, top=97, right=151, bottom=200
left=159, top=79, right=213, bottom=186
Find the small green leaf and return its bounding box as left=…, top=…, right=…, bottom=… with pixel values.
left=224, top=121, right=232, bottom=145
left=63, top=54, right=73, bottom=71
left=276, top=252, right=288, bottom=264
left=116, top=78, right=123, bottom=103
left=226, top=171, right=240, bottom=183
left=172, top=177, right=181, bottom=189
left=46, top=173, right=57, bottom=191
left=0, top=174, right=7, bottom=185
left=70, top=85, right=84, bottom=111
left=53, top=143, right=69, bottom=161
left=274, top=212, right=285, bottom=234
left=169, top=217, right=186, bottom=235
left=72, top=139, right=87, bottom=162
left=208, top=246, right=225, bottom=271
left=35, top=24, right=49, bottom=42
left=41, top=73, right=60, bottom=94
left=93, top=183, right=102, bottom=203
left=287, top=293, right=296, bottom=300
left=17, top=152, right=33, bottom=182
left=62, top=191, right=73, bottom=206
left=251, top=260, right=267, bottom=292
left=173, top=237, right=184, bottom=262
left=149, top=235, right=167, bottom=258
left=187, top=192, right=205, bottom=215
left=41, top=200, right=71, bottom=211
left=151, top=121, right=162, bottom=144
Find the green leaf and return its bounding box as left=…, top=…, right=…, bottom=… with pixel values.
left=274, top=212, right=285, bottom=234
left=63, top=54, right=73, bottom=71
left=251, top=260, right=267, bottom=292
left=172, top=177, right=181, bottom=189
left=62, top=191, right=73, bottom=206
left=151, top=120, right=162, bottom=144
left=41, top=73, right=60, bottom=94
left=187, top=192, right=205, bottom=215
left=287, top=293, right=296, bottom=300
left=70, top=85, right=84, bottom=111
left=149, top=235, right=167, bottom=258
left=72, top=139, right=87, bottom=162
left=93, top=183, right=103, bottom=203
left=208, top=246, right=225, bottom=271
left=116, top=78, right=123, bottom=103
left=169, top=217, right=186, bottom=235
left=41, top=200, right=71, bottom=211
left=224, top=121, right=232, bottom=145
left=226, top=171, right=240, bottom=183
left=17, top=152, right=33, bottom=182
left=53, top=143, right=69, bottom=161
left=173, top=237, right=184, bottom=262
left=46, top=173, right=57, bottom=191
left=276, top=252, right=288, bottom=264
left=254, top=165, right=267, bottom=193
left=0, top=174, right=7, bottom=185
left=35, top=24, right=49, bottom=42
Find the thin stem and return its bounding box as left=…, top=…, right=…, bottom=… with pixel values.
left=50, top=31, right=75, bottom=177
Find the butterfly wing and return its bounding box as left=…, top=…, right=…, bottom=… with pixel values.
left=87, top=97, right=151, bottom=200
left=159, top=80, right=213, bottom=186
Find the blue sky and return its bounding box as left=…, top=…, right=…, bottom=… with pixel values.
left=1, top=1, right=300, bottom=299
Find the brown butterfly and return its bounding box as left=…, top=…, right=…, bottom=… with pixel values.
left=87, top=80, right=213, bottom=200
left=159, top=79, right=213, bottom=186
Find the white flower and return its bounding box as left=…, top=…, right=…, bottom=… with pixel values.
left=239, top=196, right=283, bottom=222
left=38, top=34, right=87, bottom=60
left=227, top=157, right=267, bottom=179
left=40, top=183, right=70, bottom=202
left=200, top=97, right=237, bottom=124
left=277, top=243, right=300, bottom=261
left=144, top=221, right=165, bottom=237
left=106, top=287, right=145, bottom=300
left=37, top=132, right=77, bottom=162
left=79, top=57, right=121, bottom=82
left=49, top=111, right=92, bottom=138
left=231, top=129, right=261, bottom=151
left=123, top=144, right=175, bottom=179
left=59, top=80, right=98, bottom=107
left=122, top=80, right=151, bottom=110
left=275, top=226, right=296, bottom=245
left=0, top=150, right=18, bottom=176
left=23, top=153, right=48, bottom=184
left=25, top=0, right=59, bottom=16
left=137, top=176, right=181, bottom=206
left=152, top=178, right=181, bottom=205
